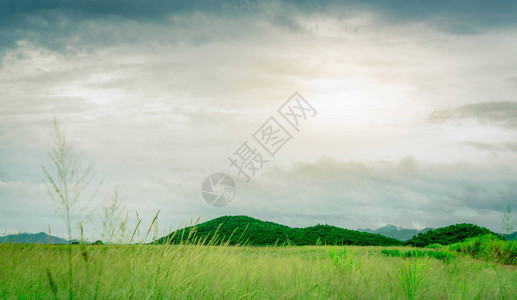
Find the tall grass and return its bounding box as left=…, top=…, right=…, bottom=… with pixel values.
left=326, top=245, right=360, bottom=270
left=1, top=241, right=516, bottom=299
left=449, top=234, right=517, bottom=265
left=398, top=257, right=428, bottom=300
left=381, top=249, right=455, bottom=262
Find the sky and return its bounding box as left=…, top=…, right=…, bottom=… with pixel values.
left=1, top=0, right=516, bottom=240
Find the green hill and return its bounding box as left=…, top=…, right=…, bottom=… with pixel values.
left=155, top=215, right=402, bottom=246
left=404, top=223, right=502, bottom=247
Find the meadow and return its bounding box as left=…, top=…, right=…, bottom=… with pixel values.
left=1, top=242, right=515, bottom=299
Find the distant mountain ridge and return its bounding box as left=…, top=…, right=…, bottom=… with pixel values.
left=0, top=232, right=69, bottom=244
left=502, top=231, right=517, bottom=241
left=3, top=220, right=515, bottom=245
left=157, top=216, right=514, bottom=247
left=156, top=215, right=403, bottom=246
left=357, top=225, right=433, bottom=241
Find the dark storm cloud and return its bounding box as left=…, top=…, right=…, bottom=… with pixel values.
left=0, top=1, right=302, bottom=56
left=0, top=0, right=218, bottom=54
left=0, top=0, right=226, bottom=22
left=1, top=0, right=517, bottom=53
left=2, top=0, right=517, bottom=24
left=348, top=0, right=517, bottom=28
left=429, top=102, right=517, bottom=129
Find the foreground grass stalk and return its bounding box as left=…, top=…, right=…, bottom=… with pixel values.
left=399, top=257, right=428, bottom=300
left=41, top=119, right=96, bottom=299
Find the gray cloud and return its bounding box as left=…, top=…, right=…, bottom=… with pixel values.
left=2, top=0, right=517, bottom=55
left=508, top=76, right=517, bottom=87
left=429, top=102, right=517, bottom=129
left=197, top=156, right=517, bottom=232
left=5, top=155, right=513, bottom=238
left=438, top=23, right=480, bottom=35
left=2, top=0, right=516, bottom=26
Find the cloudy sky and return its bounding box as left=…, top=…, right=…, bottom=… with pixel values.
left=1, top=0, right=517, bottom=239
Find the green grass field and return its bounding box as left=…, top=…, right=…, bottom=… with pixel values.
left=1, top=243, right=516, bottom=299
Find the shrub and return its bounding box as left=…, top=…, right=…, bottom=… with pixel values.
left=425, top=243, right=443, bottom=249
left=381, top=249, right=454, bottom=262
left=449, top=234, right=517, bottom=265
left=381, top=249, right=401, bottom=257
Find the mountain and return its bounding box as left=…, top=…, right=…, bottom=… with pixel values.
left=404, top=223, right=501, bottom=247
left=357, top=225, right=433, bottom=241
left=502, top=231, right=517, bottom=241
left=0, top=232, right=68, bottom=244
left=155, top=215, right=403, bottom=246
